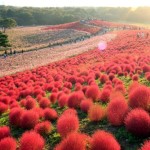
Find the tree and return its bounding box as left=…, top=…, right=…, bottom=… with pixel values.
left=17, top=11, right=34, bottom=25
left=0, top=18, right=17, bottom=32
left=0, top=31, right=10, bottom=47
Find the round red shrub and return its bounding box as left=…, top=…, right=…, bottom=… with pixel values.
left=114, top=84, right=126, bottom=94
left=107, top=98, right=128, bottom=126
left=62, top=108, right=77, bottom=116
left=0, top=126, right=10, bottom=141
left=20, top=131, right=45, bottom=150
left=9, top=108, right=23, bottom=127
left=67, top=76, right=76, bottom=84
left=0, top=137, right=16, bottom=150
left=63, top=87, right=71, bottom=94
left=143, top=65, right=150, bottom=73
left=68, top=91, right=84, bottom=108
left=20, top=99, right=26, bottom=107
left=25, top=97, right=36, bottom=110
left=55, top=132, right=88, bottom=150
left=63, top=82, right=72, bottom=89
left=80, top=99, right=93, bottom=113
left=34, top=121, right=52, bottom=135
left=44, top=108, right=58, bottom=121
left=85, top=85, right=100, bottom=101
left=125, top=109, right=150, bottom=137
left=39, top=97, right=51, bottom=108
left=74, top=83, right=82, bottom=91
left=91, top=130, right=121, bottom=150
left=20, top=110, right=39, bottom=129
left=100, top=74, right=108, bottom=84
left=128, top=81, right=140, bottom=94
left=146, top=73, right=150, bottom=81
left=128, top=86, right=150, bottom=110
left=0, top=96, right=10, bottom=105
left=33, top=107, right=44, bottom=119
left=99, top=89, right=111, bottom=103
left=132, top=74, right=139, bottom=81
left=57, top=114, right=79, bottom=138
left=108, top=73, right=115, bottom=81
left=0, top=102, right=8, bottom=115
left=88, top=105, right=105, bottom=122
left=58, top=94, right=68, bottom=108
left=34, top=89, right=45, bottom=97
left=140, top=140, right=150, bottom=150
left=49, top=93, right=57, bottom=104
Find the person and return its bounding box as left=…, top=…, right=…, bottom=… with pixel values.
left=3, top=53, right=6, bottom=58
left=141, top=32, right=145, bottom=38
left=3, top=50, right=7, bottom=58
left=13, top=50, right=16, bottom=54
left=146, top=33, right=149, bottom=38
left=137, top=32, right=140, bottom=38
left=9, top=49, right=13, bottom=55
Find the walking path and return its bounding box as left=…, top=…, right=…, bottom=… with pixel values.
left=0, top=33, right=116, bottom=77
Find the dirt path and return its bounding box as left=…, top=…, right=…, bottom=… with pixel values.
left=0, top=33, right=116, bottom=77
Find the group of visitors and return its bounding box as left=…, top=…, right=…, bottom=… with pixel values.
left=137, top=32, right=149, bottom=38
left=3, top=49, right=17, bottom=58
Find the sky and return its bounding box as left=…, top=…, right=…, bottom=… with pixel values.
left=0, top=0, right=150, bottom=7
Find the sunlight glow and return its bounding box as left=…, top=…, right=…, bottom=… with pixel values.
left=1, top=0, right=150, bottom=7
left=98, top=41, right=107, bottom=51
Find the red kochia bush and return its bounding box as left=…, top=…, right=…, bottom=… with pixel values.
left=9, top=108, right=23, bottom=127
left=0, top=126, right=10, bottom=141
left=34, top=121, right=52, bottom=135
left=62, top=108, right=77, bottom=116
left=128, top=81, right=140, bottom=94
left=99, top=74, right=108, bottom=84
left=33, top=107, right=44, bottom=119
left=57, top=114, right=79, bottom=138
left=85, top=85, right=100, bottom=101
left=125, top=109, right=150, bottom=137
left=128, top=86, right=150, bottom=111
left=20, top=131, right=45, bottom=150
left=132, top=74, right=139, bottom=81
left=68, top=91, right=84, bottom=108
left=49, top=93, right=57, bottom=104
left=0, top=102, right=8, bottom=115
left=43, top=108, right=58, bottom=121
left=80, top=99, right=93, bottom=113
left=0, top=96, right=10, bottom=104
left=39, top=97, right=51, bottom=108
left=99, top=89, right=111, bottom=103
left=143, top=65, right=150, bottom=73
left=146, top=73, right=150, bottom=81
left=91, top=130, right=121, bottom=150
left=20, top=110, right=39, bottom=129
left=25, top=97, right=36, bottom=110
left=74, top=83, right=82, bottom=91
left=55, top=132, right=88, bottom=150
left=58, top=94, right=68, bottom=108
left=107, top=98, right=128, bottom=126
left=140, top=140, right=150, bottom=150
left=0, top=137, right=16, bottom=150
left=88, top=105, right=105, bottom=122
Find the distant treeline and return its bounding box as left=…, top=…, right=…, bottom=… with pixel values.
left=0, top=6, right=150, bottom=26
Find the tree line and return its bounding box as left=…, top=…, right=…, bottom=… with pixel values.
left=0, top=6, right=150, bottom=26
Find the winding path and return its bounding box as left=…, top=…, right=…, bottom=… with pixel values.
left=0, top=33, right=116, bottom=77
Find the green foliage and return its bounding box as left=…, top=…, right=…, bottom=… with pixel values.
left=0, top=31, right=10, bottom=47
left=45, top=127, right=61, bottom=150
left=0, top=112, right=9, bottom=126
left=0, top=6, right=150, bottom=26
left=0, top=18, right=17, bottom=32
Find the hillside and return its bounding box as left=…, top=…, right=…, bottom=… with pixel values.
left=0, top=20, right=150, bottom=150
